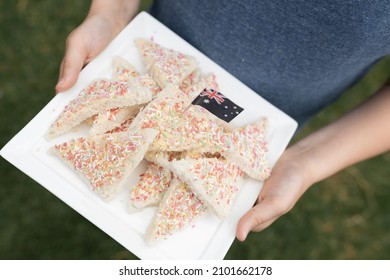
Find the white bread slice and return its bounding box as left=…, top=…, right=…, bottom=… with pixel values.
left=134, top=38, right=158, bottom=66
left=147, top=56, right=197, bottom=89
left=147, top=72, right=230, bottom=152
left=128, top=162, right=172, bottom=212
left=144, top=176, right=206, bottom=244
left=128, top=83, right=192, bottom=131
left=136, top=74, right=161, bottom=98
left=169, top=157, right=243, bottom=218
left=148, top=103, right=231, bottom=152
left=89, top=107, right=140, bottom=135
left=47, top=78, right=152, bottom=139
left=106, top=117, right=134, bottom=134
left=135, top=38, right=198, bottom=88
left=51, top=128, right=157, bottom=201
left=203, top=73, right=220, bottom=93
left=112, top=56, right=139, bottom=82
left=88, top=58, right=158, bottom=136
left=179, top=68, right=202, bottom=94
left=90, top=75, right=160, bottom=135
left=144, top=151, right=210, bottom=171
left=222, top=117, right=271, bottom=181
left=127, top=83, right=230, bottom=153
left=181, top=72, right=220, bottom=100
left=154, top=72, right=237, bottom=152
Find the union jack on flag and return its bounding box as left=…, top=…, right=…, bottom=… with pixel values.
left=199, top=88, right=226, bottom=104
left=190, top=88, right=244, bottom=123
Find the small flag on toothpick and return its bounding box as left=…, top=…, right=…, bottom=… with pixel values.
left=184, top=88, right=244, bottom=123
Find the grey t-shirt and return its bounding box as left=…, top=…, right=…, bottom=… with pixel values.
left=150, top=0, right=390, bottom=127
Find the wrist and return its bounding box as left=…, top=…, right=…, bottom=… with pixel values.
left=87, top=0, right=140, bottom=34
left=284, top=140, right=319, bottom=188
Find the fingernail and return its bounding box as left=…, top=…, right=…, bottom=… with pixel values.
left=55, top=80, right=64, bottom=94
left=238, top=230, right=248, bottom=242
left=57, top=77, right=65, bottom=86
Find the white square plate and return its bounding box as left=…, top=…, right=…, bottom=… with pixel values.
left=0, top=12, right=297, bottom=260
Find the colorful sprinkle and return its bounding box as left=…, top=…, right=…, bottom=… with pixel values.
left=169, top=157, right=243, bottom=218
left=53, top=129, right=157, bottom=201
left=129, top=162, right=172, bottom=210
left=135, top=38, right=198, bottom=88
left=47, top=78, right=152, bottom=138
left=222, top=118, right=271, bottom=180
left=145, top=177, right=206, bottom=243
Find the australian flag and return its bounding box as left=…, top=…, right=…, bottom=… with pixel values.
left=191, top=88, right=244, bottom=123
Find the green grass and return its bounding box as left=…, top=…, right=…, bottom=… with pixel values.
left=1, top=0, right=389, bottom=260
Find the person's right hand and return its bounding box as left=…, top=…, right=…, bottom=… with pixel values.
left=236, top=148, right=313, bottom=241
left=55, top=14, right=122, bottom=93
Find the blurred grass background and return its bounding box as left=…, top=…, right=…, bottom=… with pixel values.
left=0, top=0, right=389, bottom=260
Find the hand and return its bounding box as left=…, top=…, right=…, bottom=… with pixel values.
left=236, top=80, right=390, bottom=241
left=236, top=148, right=312, bottom=241
left=55, top=14, right=121, bottom=92
left=55, top=0, right=140, bottom=93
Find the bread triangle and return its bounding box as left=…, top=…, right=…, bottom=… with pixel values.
left=222, top=117, right=271, bottom=180
left=179, top=68, right=202, bottom=94
left=112, top=56, right=139, bottom=82
left=149, top=102, right=230, bottom=152
left=135, top=38, right=198, bottom=88
left=89, top=107, right=139, bottom=135
left=136, top=74, right=161, bottom=98
left=89, top=74, right=160, bottom=136
left=128, top=83, right=230, bottom=153
left=47, top=79, right=152, bottom=138
left=52, top=129, right=157, bottom=201
left=129, top=162, right=172, bottom=212
left=169, top=157, right=243, bottom=218
left=105, top=117, right=134, bottom=134
left=144, top=177, right=206, bottom=244
left=112, top=57, right=162, bottom=95
left=181, top=71, right=219, bottom=99
left=145, top=150, right=207, bottom=164
left=129, top=83, right=191, bottom=131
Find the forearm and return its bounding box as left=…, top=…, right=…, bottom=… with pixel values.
left=87, top=0, right=140, bottom=32
left=290, top=82, right=390, bottom=186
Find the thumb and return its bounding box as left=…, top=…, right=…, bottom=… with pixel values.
left=236, top=199, right=280, bottom=241
left=55, top=39, right=86, bottom=93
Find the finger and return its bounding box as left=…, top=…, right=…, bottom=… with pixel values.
left=251, top=217, right=277, bottom=232
left=236, top=199, right=282, bottom=242
left=55, top=38, right=86, bottom=93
